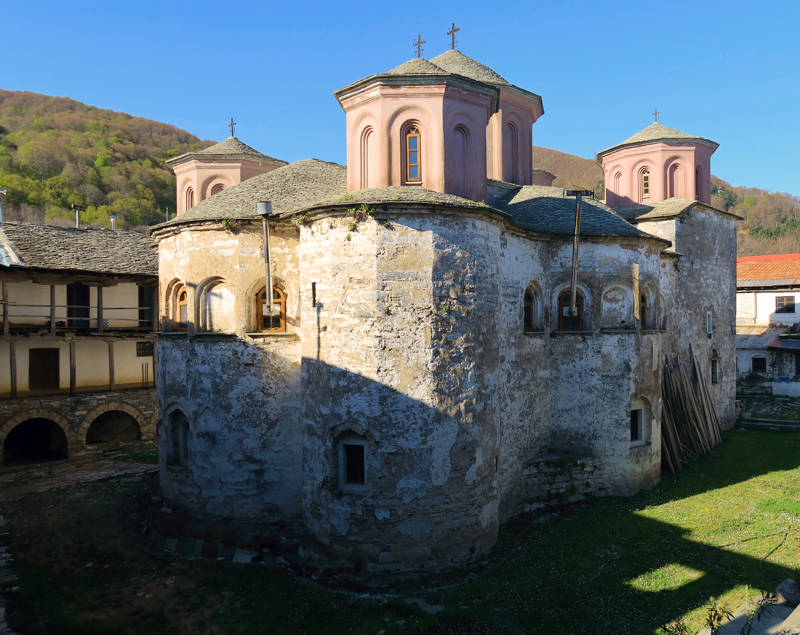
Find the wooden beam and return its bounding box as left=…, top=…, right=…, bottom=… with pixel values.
left=69, top=340, right=75, bottom=395
left=9, top=340, right=16, bottom=398
left=97, top=286, right=104, bottom=334
left=2, top=282, right=8, bottom=337
left=49, top=285, right=56, bottom=335
left=152, top=285, right=159, bottom=333
left=108, top=341, right=114, bottom=390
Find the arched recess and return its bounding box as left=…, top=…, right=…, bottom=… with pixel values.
left=78, top=401, right=149, bottom=444
left=665, top=159, right=682, bottom=198
left=245, top=276, right=289, bottom=332
left=165, top=409, right=190, bottom=466
left=639, top=284, right=657, bottom=330
left=637, top=166, right=651, bottom=202
left=360, top=126, right=373, bottom=189
left=554, top=283, right=591, bottom=331
left=453, top=124, right=470, bottom=197
left=694, top=165, right=703, bottom=201
left=504, top=120, right=520, bottom=183
left=196, top=276, right=233, bottom=332
left=601, top=285, right=634, bottom=328
left=523, top=281, right=543, bottom=332
left=612, top=170, right=623, bottom=206
left=185, top=187, right=195, bottom=211
left=0, top=409, right=72, bottom=465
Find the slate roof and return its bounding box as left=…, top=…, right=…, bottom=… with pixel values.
left=615, top=198, right=741, bottom=223
left=428, top=50, right=511, bottom=87
left=598, top=122, right=718, bottom=158
left=387, top=58, right=450, bottom=75
left=0, top=223, right=157, bottom=276
left=156, top=158, right=347, bottom=227
left=154, top=158, right=663, bottom=244
left=486, top=183, right=661, bottom=241
left=737, top=253, right=800, bottom=286
left=166, top=136, right=285, bottom=167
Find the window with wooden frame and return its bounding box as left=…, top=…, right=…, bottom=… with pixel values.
left=776, top=295, right=796, bottom=313
left=175, top=285, right=188, bottom=328
left=523, top=288, right=535, bottom=333
left=404, top=125, right=422, bottom=184
left=558, top=288, right=584, bottom=330
left=256, top=286, right=286, bottom=332
left=639, top=168, right=650, bottom=201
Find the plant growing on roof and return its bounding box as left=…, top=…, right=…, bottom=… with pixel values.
left=349, top=203, right=375, bottom=223
left=294, top=213, right=308, bottom=225
left=220, top=218, right=233, bottom=231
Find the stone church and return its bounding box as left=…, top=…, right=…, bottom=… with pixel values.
left=151, top=48, right=738, bottom=572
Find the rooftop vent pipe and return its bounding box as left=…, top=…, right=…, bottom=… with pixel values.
left=110, top=214, right=117, bottom=230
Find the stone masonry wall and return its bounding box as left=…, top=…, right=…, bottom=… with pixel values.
left=0, top=387, right=157, bottom=463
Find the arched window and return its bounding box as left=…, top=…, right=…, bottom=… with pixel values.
left=524, top=288, right=535, bottom=333
left=640, top=292, right=648, bottom=329
left=668, top=163, right=680, bottom=198
left=256, top=286, right=286, bottom=332
left=210, top=183, right=224, bottom=196
left=404, top=125, right=422, bottom=184
left=360, top=127, right=372, bottom=189
left=175, top=285, right=188, bottom=328
left=558, top=288, right=585, bottom=331
left=638, top=168, right=650, bottom=201
left=185, top=187, right=195, bottom=210
left=454, top=125, right=470, bottom=195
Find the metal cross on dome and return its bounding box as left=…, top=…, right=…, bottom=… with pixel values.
left=447, top=22, right=460, bottom=49
left=652, top=107, right=660, bottom=122
left=228, top=117, right=236, bottom=137
left=413, top=34, right=426, bottom=58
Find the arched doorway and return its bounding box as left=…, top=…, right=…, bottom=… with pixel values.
left=3, top=418, right=67, bottom=465
left=85, top=410, right=141, bottom=445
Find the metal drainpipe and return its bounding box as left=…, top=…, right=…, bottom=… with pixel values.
left=564, top=189, right=594, bottom=318
left=257, top=201, right=273, bottom=321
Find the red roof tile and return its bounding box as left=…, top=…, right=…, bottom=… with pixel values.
left=737, top=253, right=800, bottom=282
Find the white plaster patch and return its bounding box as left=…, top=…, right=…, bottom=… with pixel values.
left=464, top=445, right=484, bottom=485
left=397, top=476, right=428, bottom=503
left=375, top=509, right=390, bottom=520
left=429, top=418, right=458, bottom=486
left=330, top=511, right=350, bottom=536
left=479, top=498, right=498, bottom=530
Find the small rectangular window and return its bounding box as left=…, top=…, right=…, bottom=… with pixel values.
left=706, top=311, right=713, bottom=334
left=711, top=359, right=719, bottom=384
left=776, top=296, right=796, bottom=313
left=630, top=409, right=642, bottom=443
left=344, top=444, right=365, bottom=485
left=752, top=357, right=767, bottom=374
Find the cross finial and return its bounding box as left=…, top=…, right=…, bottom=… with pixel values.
left=447, top=22, right=460, bottom=50
left=652, top=107, right=660, bottom=122
left=413, top=34, right=426, bottom=58
left=228, top=117, right=236, bottom=137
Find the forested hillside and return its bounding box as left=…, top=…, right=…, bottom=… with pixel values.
left=0, top=90, right=210, bottom=229
left=534, top=145, right=800, bottom=256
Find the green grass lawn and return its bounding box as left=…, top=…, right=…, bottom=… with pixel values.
left=4, top=428, right=800, bottom=634
left=738, top=393, right=800, bottom=421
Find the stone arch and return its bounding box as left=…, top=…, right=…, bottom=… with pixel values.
left=78, top=401, right=149, bottom=445
left=639, top=283, right=657, bottom=330
left=196, top=276, right=232, bottom=332
left=601, top=284, right=634, bottom=328
left=0, top=409, right=72, bottom=466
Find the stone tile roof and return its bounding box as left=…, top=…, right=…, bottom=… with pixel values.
left=428, top=50, right=511, bottom=87
left=737, top=253, right=800, bottom=284
left=156, top=157, right=661, bottom=243
left=166, top=136, right=285, bottom=167
left=156, top=158, right=347, bottom=228
left=615, top=198, right=740, bottom=223
left=487, top=183, right=659, bottom=241
left=387, top=58, right=450, bottom=75
left=0, top=222, right=157, bottom=276
left=598, top=122, right=718, bottom=158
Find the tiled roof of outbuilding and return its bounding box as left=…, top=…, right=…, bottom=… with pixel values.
left=0, top=223, right=157, bottom=276
left=737, top=253, right=800, bottom=284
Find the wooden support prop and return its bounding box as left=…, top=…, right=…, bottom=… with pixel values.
left=97, top=286, right=104, bottom=334
left=9, top=341, right=16, bottom=398
left=108, top=340, right=114, bottom=389
left=69, top=340, right=76, bottom=395
left=49, top=285, right=56, bottom=335
left=2, top=282, right=7, bottom=337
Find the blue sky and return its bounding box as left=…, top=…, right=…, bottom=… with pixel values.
left=4, top=1, right=799, bottom=195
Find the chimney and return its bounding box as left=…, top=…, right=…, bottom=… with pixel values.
left=110, top=214, right=117, bottom=230
left=73, top=205, right=82, bottom=228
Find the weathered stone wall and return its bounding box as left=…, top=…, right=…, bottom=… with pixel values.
left=158, top=334, right=302, bottom=521
left=0, top=387, right=156, bottom=463
left=522, top=454, right=608, bottom=512
left=641, top=209, right=738, bottom=428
